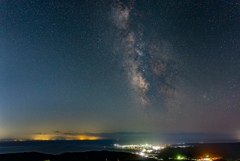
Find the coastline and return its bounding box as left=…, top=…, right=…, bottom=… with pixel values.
left=0, top=151, right=156, bottom=161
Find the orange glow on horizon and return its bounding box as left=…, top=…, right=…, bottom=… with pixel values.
left=78, top=136, right=101, bottom=140
left=33, top=134, right=54, bottom=141
left=199, top=155, right=222, bottom=161
left=32, top=134, right=103, bottom=141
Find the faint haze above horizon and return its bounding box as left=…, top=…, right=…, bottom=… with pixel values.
left=0, top=0, right=240, bottom=142
left=0, top=132, right=238, bottom=145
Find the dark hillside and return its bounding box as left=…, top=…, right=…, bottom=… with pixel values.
left=0, top=151, right=156, bottom=161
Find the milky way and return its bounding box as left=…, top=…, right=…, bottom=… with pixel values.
left=111, top=0, right=182, bottom=110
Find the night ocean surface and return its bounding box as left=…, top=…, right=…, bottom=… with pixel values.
left=0, top=140, right=117, bottom=154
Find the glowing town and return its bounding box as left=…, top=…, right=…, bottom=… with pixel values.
left=114, top=144, right=222, bottom=161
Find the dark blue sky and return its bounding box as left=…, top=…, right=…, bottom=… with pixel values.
left=0, top=0, right=240, bottom=142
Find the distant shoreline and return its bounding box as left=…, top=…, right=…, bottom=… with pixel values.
left=0, top=151, right=156, bottom=161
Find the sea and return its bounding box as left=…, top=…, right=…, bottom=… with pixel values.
left=0, top=140, right=120, bottom=154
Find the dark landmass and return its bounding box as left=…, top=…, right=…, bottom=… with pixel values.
left=0, top=151, right=156, bottom=161
left=158, top=143, right=240, bottom=160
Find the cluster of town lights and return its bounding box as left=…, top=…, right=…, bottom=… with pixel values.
left=114, top=143, right=165, bottom=159
left=114, top=143, right=165, bottom=150
left=114, top=144, right=222, bottom=161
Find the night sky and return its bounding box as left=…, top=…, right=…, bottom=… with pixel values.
left=1, top=0, right=240, bottom=143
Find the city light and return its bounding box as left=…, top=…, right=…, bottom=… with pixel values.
left=114, top=143, right=223, bottom=161
left=32, top=134, right=102, bottom=141
left=114, top=143, right=166, bottom=159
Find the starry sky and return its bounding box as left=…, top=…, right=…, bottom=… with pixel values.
left=0, top=0, right=240, bottom=143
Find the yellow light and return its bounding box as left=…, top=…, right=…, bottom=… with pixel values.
left=77, top=135, right=101, bottom=140
left=32, top=134, right=102, bottom=141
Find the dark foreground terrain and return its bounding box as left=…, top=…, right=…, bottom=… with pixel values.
left=0, top=151, right=155, bottom=161
left=158, top=143, right=240, bottom=160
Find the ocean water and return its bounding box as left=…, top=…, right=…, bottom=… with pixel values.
left=0, top=140, right=118, bottom=154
